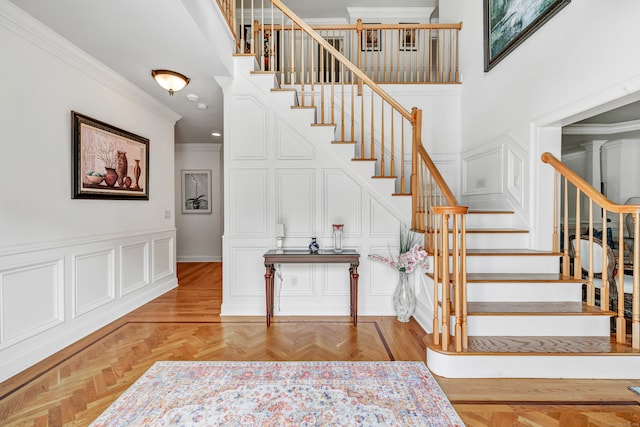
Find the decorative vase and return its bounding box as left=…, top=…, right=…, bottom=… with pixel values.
left=116, top=150, right=128, bottom=187
left=393, top=271, right=416, bottom=322
left=309, top=237, right=320, bottom=254
left=132, top=159, right=141, bottom=190
left=332, top=224, right=343, bottom=253
left=104, top=167, right=118, bottom=187
left=123, top=176, right=132, bottom=188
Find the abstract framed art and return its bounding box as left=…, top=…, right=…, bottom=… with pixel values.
left=484, top=0, right=570, bottom=71
left=71, top=111, right=149, bottom=200
left=181, top=169, right=212, bottom=214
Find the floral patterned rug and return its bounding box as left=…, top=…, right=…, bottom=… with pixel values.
left=90, top=361, right=463, bottom=426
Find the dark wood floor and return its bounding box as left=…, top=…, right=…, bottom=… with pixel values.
left=1, top=262, right=639, bottom=426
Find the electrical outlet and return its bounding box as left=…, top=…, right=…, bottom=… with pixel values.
left=291, top=275, right=298, bottom=287
left=164, top=210, right=171, bottom=219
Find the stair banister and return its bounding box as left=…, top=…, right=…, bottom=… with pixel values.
left=542, top=152, right=640, bottom=348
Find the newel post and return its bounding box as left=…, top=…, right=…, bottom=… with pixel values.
left=410, top=107, right=422, bottom=230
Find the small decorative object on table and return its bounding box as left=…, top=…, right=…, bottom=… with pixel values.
left=309, top=237, right=320, bottom=254
left=332, top=224, right=344, bottom=253
left=369, top=226, right=427, bottom=322
left=275, top=223, right=285, bottom=254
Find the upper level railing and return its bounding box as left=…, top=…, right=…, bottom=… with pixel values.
left=542, top=152, right=640, bottom=348
left=243, top=20, right=462, bottom=85
left=217, top=0, right=236, bottom=38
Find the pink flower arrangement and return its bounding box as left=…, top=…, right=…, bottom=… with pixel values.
left=368, top=227, right=428, bottom=273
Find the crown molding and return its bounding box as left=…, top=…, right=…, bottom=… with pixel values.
left=0, top=0, right=180, bottom=123
left=563, top=118, right=640, bottom=136
left=346, top=7, right=435, bottom=24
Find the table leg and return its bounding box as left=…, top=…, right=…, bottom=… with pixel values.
left=264, top=263, right=275, bottom=326
left=350, top=264, right=359, bottom=326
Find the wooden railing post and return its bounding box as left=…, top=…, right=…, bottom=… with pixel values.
left=411, top=107, right=420, bottom=230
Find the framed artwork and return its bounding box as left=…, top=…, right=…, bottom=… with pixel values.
left=484, top=0, right=570, bottom=71
left=181, top=170, right=211, bottom=214
left=399, top=26, right=418, bottom=51
left=362, top=26, right=381, bottom=51
left=241, top=24, right=253, bottom=53
left=71, top=111, right=149, bottom=200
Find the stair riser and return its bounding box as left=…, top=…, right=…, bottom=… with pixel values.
left=466, top=282, right=582, bottom=302
left=466, top=214, right=515, bottom=229
left=462, top=315, right=611, bottom=336
left=465, top=256, right=559, bottom=274
left=457, top=233, right=528, bottom=250
left=427, top=350, right=640, bottom=379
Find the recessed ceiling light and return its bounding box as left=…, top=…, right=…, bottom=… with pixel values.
left=186, top=94, right=199, bottom=102
left=196, top=103, right=208, bottom=110
left=211, top=132, right=221, bottom=137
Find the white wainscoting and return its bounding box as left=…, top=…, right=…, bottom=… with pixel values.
left=0, top=228, right=177, bottom=383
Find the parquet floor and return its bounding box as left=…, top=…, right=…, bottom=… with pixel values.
left=1, top=262, right=639, bottom=426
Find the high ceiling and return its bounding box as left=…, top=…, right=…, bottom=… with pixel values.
left=8, top=0, right=436, bottom=145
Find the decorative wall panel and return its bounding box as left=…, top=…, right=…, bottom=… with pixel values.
left=322, top=169, right=361, bottom=238
left=231, top=96, right=267, bottom=160
left=73, top=250, right=115, bottom=317
left=368, top=246, right=399, bottom=296
left=276, top=169, right=315, bottom=238
left=230, top=247, right=267, bottom=296
left=507, top=147, right=524, bottom=206
left=463, top=146, right=503, bottom=196
left=0, top=259, right=63, bottom=348
left=277, top=123, right=315, bottom=160
left=230, top=169, right=268, bottom=237
left=121, top=241, right=149, bottom=295
left=152, top=237, right=174, bottom=282
left=369, top=196, right=401, bottom=237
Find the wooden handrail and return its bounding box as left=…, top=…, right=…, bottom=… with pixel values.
left=249, top=22, right=463, bottom=32
left=417, top=144, right=458, bottom=206
left=258, top=0, right=414, bottom=121
left=542, top=152, right=640, bottom=214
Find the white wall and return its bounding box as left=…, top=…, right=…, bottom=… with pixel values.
left=441, top=0, right=640, bottom=244
left=175, top=143, right=223, bottom=261
left=0, top=2, right=179, bottom=381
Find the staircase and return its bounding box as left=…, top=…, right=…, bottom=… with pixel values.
left=237, top=56, right=640, bottom=379
left=224, top=0, right=640, bottom=380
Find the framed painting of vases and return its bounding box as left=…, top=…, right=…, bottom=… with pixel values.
left=72, top=111, right=149, bottom=200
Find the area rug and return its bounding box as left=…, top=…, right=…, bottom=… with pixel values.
left=90, top=361, right=463, bottom=426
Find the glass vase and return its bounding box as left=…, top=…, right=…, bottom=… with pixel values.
left=393, top=271, right=416, bottom=322
left=332, top=224, right=343, bottom=253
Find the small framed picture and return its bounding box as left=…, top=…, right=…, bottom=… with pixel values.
left=181, top=170, right=212, bottom=214
left=362, top=27, right=381, bottom=51
left=400, top=26, right=418, bottom=51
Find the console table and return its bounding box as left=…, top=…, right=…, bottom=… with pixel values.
left=263, top=249, right=360, bottom=327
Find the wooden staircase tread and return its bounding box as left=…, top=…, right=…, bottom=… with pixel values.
left=372, top=175, right=398, bottom=179
left=270, top=88, right=297, bottom=92
left=310, top=123, right=336, bottom=127
left=250, top=70, right=277, bottom=75
left=425, top=335, right=640, bottom=355
left=331, top=141, right=357, bottom=144
left=392, top=193, right=411, bottom=197
left=466, top=273, right=584, bottom=283
left=452, top=228, right=529, bottom=234
left=465, top=249, right=562, bottom=256
left=467, top=301, right=615, bottom=316
left=291, top=105, right=316, bottom=109
left=468, top=210, right=515, bottom=215
left=351, top=158, right=377, bottom=162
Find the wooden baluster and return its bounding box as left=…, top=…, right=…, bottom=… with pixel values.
left=587, top=201, right=595, bottom=306
left=460, top=212, right=468, bottom=350
left=357, top=19, right=363, bottom=96
left=455, top=28, right=460, bottom=82
left=601, top=208, right=609, bottom=310
left=617, top=212, right=626, bottom=343
left=573, top=188, right=582, bottom=279
left=432, top=212, right=441, bottom=345
left=441, top=212, right=451, bottom=351
left=350, top=76, right=355, bottom=143
left=320, top=43, right=325, bottom=124
left=400, top=116, right=405, bottom=193
left=453, top=213, right=462, bottom=352
left=633, top=213, right=639, bottom=348
left=280, top=13, right=285, bottom=84
left=552, top=171, right=559, bottom=253
left=428, top=29, right=433, bottom=83
left=562, top=177, right=570, bottom=276
left=340, top=61, right=345, bottom=141
left=380, top=99, right=385, bottom=176
left=390, top=108, right=395, bottom=179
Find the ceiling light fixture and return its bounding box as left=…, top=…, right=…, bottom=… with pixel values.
left=151, top=69, right=190, bottom=96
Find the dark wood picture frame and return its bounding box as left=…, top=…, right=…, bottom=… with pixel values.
left=361, top=26, right=381, bottom=52
left=484, top=0, right=570, bottom=71
left=72, top=111, right=149, bottom=200
left=399, top=25, right=418, bottom=52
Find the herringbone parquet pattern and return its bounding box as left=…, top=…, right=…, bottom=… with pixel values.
left=1, top=262, right=639, bottom=426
